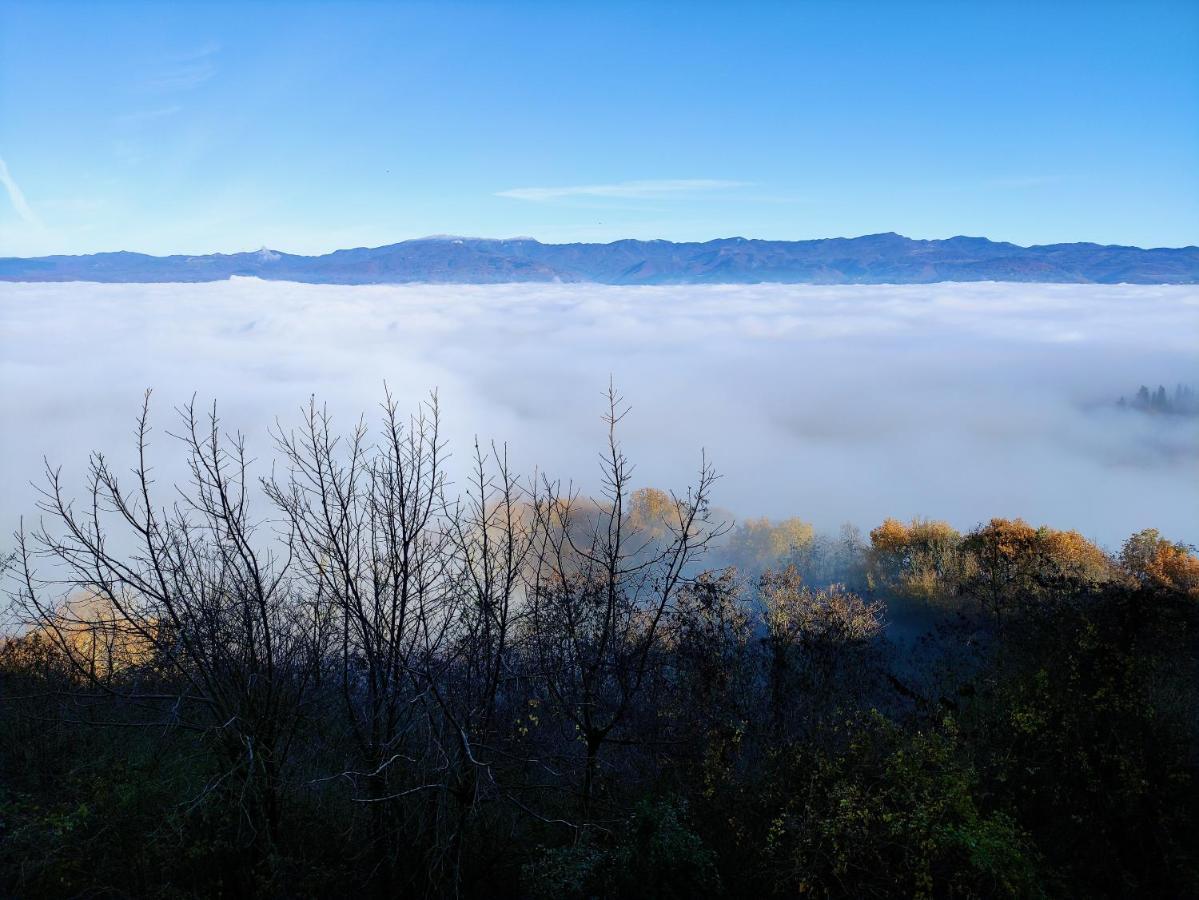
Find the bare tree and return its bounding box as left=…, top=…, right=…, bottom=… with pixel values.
left=7, top=385, right=729, bottom=892
left=424, top=438, right=538, bottom=884
left=14, top=393, right=310, bottom=854
left=523, top=384, right=724, bottom=821
left=265, top=390, right=457, bottom=892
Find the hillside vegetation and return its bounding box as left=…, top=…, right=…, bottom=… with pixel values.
left=1, top=391, right=1196, bottom=898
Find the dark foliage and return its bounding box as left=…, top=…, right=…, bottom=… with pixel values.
left=2, top=397, right=1196, bottom=898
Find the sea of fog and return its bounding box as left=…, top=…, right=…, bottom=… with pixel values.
left=1, top=278, right=1197, bottom=551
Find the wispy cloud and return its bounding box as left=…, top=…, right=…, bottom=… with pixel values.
left=496, top=179, right=750, bottom=202
left=985, top=175, right=1062, bottom=189
left=146, top=43, right=220, bottom=93
left=0, top=156, right=40, bottom=226
left=117, top=105, right=183, bottom=125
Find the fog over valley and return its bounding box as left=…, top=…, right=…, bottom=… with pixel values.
left=1, top=279, right=1196, bottom=549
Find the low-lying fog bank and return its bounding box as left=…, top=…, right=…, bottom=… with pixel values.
left=1, top=279, right=1196, bottom=549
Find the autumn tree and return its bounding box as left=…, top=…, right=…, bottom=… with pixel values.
left=758, top=564, right=883, bottom=738
left=1120, top=529, right=1199, bottom=598
left=867, top=517, right=970, bottom=613
left=961, top=518, right=1112, bottom=630
left=723, top=516, right=814, bottom=574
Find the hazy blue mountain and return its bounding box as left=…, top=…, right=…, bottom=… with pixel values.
left=3, top=234, right=1197, bottom=284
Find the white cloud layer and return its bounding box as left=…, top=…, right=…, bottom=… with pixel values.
left=1, top=280, right=1196, bottom=550
left=496, top=179, right=750, bottom=201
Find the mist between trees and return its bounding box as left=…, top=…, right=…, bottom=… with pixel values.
left=1, top=388, right=1197, bottom=899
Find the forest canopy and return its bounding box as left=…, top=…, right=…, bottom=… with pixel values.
left=1, top=390, right=1196, bottom=899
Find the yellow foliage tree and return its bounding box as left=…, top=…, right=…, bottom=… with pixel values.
left=726, top=516, right=815, bottom=573
left=867, top=517, right=968, bottom=610
left=962, top=518, right=1113, bottom=626
left=758, top=564, right=883, bottom=735
left=1120, top=529, right=1199, bottom=599
left=9, top=590, right=158, bottom=683
left=626, top=486, right=675, bottom=542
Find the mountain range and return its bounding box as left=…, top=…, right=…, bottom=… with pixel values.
left=3, top=233, right=1197, bottom=285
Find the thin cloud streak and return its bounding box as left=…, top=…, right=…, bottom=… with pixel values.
left=147, top=63, right=216, bottom=92
left=496, top=179, right=751, bottom=202
left=146, top=44, right=220, bottom=93
left=986, top=175, right=1063, bottom=189
left=117, top=105, right=184, bottom=125
left=0, top=157, right=40, bottom=226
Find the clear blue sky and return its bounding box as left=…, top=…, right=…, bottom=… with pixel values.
left=1, top=0, right=1196, bottom=255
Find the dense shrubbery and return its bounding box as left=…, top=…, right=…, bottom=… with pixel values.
left=1, top=393, right=1196, bottom=898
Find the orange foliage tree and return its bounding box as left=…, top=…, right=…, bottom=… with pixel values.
left=867, top=517, right=969, bottom=611
left=1120, top=529, right=1199, bottom=599
left=962, top=518, right=1113, bottom=627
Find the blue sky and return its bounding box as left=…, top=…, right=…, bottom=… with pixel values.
left=1, top=0, right=1196, bottom=255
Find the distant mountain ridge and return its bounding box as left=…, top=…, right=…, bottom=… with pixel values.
left=3, top=233, right=1197, bottom=284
